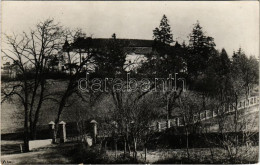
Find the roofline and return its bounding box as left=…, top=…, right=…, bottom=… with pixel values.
left=90, top=38, right=154, bottom=41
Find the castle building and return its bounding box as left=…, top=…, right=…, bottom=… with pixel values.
left=59, top=38, right=154, bottom=73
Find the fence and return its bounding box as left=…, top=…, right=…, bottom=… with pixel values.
left=149, top=96, right=260, bottom=132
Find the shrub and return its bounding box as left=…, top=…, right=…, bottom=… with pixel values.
left=69, top=143, right=109, bottom=164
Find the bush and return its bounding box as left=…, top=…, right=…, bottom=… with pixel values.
left=68, top=142, right=146, bottom=164
left=69, top=143, right=110, bottom=164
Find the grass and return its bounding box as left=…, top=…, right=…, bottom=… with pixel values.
left=1, top=140, right=258, bottom=164
left=153, top=147, right=259, bottom=164
left=1, top=132, right=258, bottom=163
left=1, top=142, right=75, bottom=164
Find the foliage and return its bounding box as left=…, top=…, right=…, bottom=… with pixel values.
left=187, top=21, right=216, bottom=78
left=95, top=33, right=126, bottom=76
left=153, top=14, right=173, bottom=46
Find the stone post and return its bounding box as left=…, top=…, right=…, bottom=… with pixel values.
left=59, top=121, right=66, bottom=143
left=157, top=122, right=161, bottom=132
left=90, top=120, right=98, bottom=143
left=176, top=118, right=180, bottom=126
left=167, top=120, right=171, bottom=129
left=49, top=121, right=55, bottom=143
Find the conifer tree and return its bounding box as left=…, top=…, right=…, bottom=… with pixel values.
left=187, top=21, right=216, bottom=76
left=153, top=14, right=173, bottom=45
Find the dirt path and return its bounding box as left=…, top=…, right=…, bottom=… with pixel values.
left=1, top=143, right=75, bottom=164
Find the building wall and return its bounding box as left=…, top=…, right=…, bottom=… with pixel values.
left=124, top=53, right=147, bottom=72
left=59, top=51, right=148, bottom=73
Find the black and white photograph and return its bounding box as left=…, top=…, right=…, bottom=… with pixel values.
left=1, top=1, right=259, bottom=164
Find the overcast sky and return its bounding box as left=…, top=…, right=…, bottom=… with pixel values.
left=2, top=1, right=259, bottom=57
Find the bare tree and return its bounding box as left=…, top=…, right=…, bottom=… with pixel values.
left=214, top=100, right=258, bottom=163
left=177, top=91, right=203, bottom=160
left=108, top=90, right=160, bottom=160
left=1, top=19, right=64, bottom=151
left=51, top=29, right=97, bottom=140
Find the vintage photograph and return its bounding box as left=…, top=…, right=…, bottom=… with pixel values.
left=1, top=1, right=259, bottom=164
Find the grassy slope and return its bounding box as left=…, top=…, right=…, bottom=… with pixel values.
left=1, top=80, right=114, bottom=134
left=1, top=80, right=259, bottom=134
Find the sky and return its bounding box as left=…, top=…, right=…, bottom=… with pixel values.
left=1, top=1, right=259, bottom=58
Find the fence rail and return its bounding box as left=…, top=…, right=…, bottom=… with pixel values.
left=150, top=96, right=259, bottom=132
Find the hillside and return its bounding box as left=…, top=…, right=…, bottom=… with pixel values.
left=1, top=79, right=114, bottom=134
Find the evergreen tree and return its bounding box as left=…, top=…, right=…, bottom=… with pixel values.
left=95, top=33, right=126, bottom=76
left=153, top=14, right=173, bottom=45
left=231, top=48, right=259, bottom=98
left=219, top=48, right=231, bottom=76
left=187, top=21, right=216, bottom=77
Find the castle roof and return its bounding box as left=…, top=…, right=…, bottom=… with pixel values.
left=69, top=38, right=154, bottom=55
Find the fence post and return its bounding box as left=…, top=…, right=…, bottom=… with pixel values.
left=49, top=121, right=55, bottom=144
left=157, top=122, right=161, bottom=132
left=176, top=118, right=180, bottom=126
left=167, top=120, right=171, bottom=129
left=59, top=121, right=66, bottom=143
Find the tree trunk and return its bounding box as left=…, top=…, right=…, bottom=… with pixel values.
left=105, top=141, right=107, bottom=153
left=115, top=140, right=117, bottom=158
left=234, top=94, right=239, bottom=161
left=133, top=138, right=137, bottom=160
left=54, top=93, right=68, bottom=139
left=126, top=125, right=131, bottom=154
left=145, top=147, right=147, bottom=161
left=124, top=139, right=127, bottom=157
left=186, top=130, right=190, bottom=160
left=24, top=107, right=30, bottom=152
